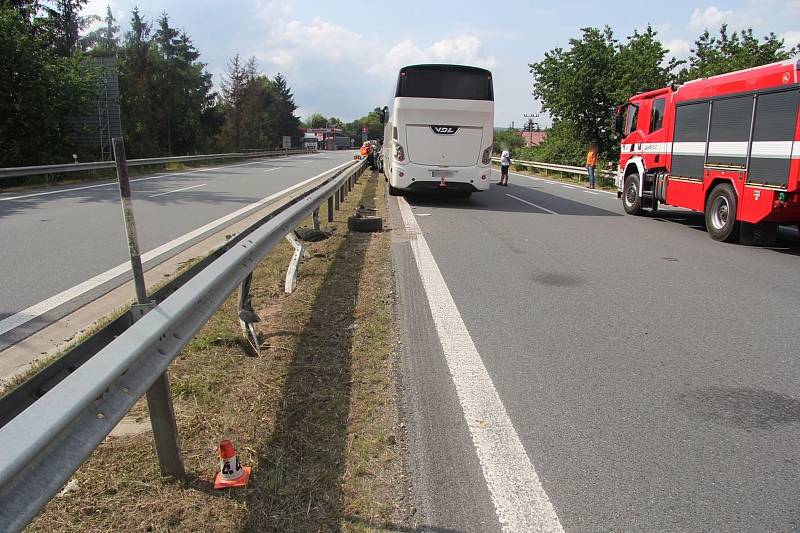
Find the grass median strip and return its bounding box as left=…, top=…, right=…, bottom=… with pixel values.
left=27, top=170, right=403, bottom=532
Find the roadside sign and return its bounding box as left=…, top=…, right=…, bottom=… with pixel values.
left=282, top=136, right=291, bottom=149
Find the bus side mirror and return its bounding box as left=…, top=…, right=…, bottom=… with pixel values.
left=379, top=106, right=388, bottom=124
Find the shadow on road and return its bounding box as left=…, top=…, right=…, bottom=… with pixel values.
left=404, top=182, right=622, bottom=217
left=652, top=210, right=800, bottom=256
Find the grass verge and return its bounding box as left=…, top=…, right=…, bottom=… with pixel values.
left=25, top=169, right=402, bottom=532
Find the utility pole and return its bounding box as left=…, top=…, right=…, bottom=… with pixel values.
left=523, top=113, right=539, bottom=144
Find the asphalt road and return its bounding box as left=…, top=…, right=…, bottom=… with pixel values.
left=0, top=151, right=355, bottom=345
left=391, top=169, right=800, bottom=531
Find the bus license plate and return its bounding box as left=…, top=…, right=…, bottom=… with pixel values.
left=431, top=170, right=454, bottom=178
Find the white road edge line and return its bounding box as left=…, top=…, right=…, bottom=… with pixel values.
left=263, top=168, right=279, bottom=173
left=148, top=183, right=206, bottom=197
left=506, top=194, right=559, bottom=215
left=398, top=197, right=564, bottom=533
left=0, top=159, right=355, bottom=337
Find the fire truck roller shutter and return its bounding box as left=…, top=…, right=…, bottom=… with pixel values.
left=747, top=89, right=800, bottom=188
left=707, top=95, right=753, bottom=169
left=672, top=102, right=710, bottom=179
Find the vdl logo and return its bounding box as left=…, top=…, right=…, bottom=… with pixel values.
left=431, top=125, right=459, bottom=135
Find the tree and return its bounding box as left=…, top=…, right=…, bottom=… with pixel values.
left=44, top=0, right=99, bottom=55
left=305, top=113, right=327, bottom=129
left=220, top=54, right=248, bottom=149
left=269, top=73, right=302, bottom=145
left=345, top=108, right=384, bottom=142
left=677, top=25, right=797, bottom=82
left=118, top=7, right=160, bottom=156
left=219, top=59, right=301, bottom=149
left=87, top=5, right=119, bottom=55
left=0, top=3, right=98, bottom=166
left=493, top=128, right=525, bottom=154
left=117, top=8, right=218, bottom=157
left=530, top=25, right=675, bottom=162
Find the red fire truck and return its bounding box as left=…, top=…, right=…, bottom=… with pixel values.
left=615, top=58, right=800, bottom=243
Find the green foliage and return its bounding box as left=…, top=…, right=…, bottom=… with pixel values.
left=117, top=9, right=219, bottom=157
left=0, top=3, right=98, bottom=166
left=1, top=2, right=304, bottom=165
left=304, top=113, right=327, bottom=129
left=523, top=121, right=587, bottom=166
left=530, top=24, right=796, bottom=166
left=218, top=56, right=301, bottom=150
left=493, top=128, right=525, bottom=154
left=344, top=108, right=384, bottom=142
left=531, top=25, right=676, bottom=161
left=676, top=25, right=797, bottom=82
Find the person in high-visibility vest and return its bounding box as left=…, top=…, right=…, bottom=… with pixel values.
left=586, top=143, right=598, bottom=189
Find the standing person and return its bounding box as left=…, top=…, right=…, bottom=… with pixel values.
left=499, top=149, right=511, bottom=186
left=586, top=143, right=598, bottom=189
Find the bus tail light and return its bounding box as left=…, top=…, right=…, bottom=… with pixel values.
left=394, top=142, right=405, bottom=162
left=481, top=146, right=492, bottom=165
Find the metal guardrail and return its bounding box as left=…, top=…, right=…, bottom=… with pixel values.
left=0, top=157, right=367, bottom=531
left=0, top=149, right=316, bottom=179
left=492, top=157, right=616, bottom=181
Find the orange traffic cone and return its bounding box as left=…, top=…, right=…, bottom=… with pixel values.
left=214, top=439, right=251, bottom=489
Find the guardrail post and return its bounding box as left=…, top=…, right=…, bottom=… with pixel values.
left=328, top=196, right=334, bottom=222
left=334, top=188, right=340, bottom=210
left=113, top=137, right=185, bottom=480
left=284, top=233, right=306, bottom=294
left=237, top=273, right=260, bottom=356
left=312, top=208, right=320, bottom=231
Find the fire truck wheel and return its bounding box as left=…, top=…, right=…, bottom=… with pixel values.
left=705, top=183, right=740, bottom=242
left=622, top=174, right=643, bottom=215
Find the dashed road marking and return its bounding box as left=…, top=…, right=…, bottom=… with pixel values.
left=148, top=184, right=206, bottom=197
left=398, top=197, right=564, bottom=533
left=506, top=194, right=559, bottom=215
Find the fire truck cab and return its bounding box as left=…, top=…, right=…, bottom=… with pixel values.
left=615, top=58, right=800, bottom=243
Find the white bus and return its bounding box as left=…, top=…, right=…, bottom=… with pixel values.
left=380, top=64, right=494, bottom=198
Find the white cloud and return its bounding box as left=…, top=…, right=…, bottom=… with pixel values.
left=665, top=39, right=692, bottom=58
left=782, top=0, right=800, bottom=10
left=253, top=0, right=292, bottom=20
left=688, top=5, right=763, bottom=32
left=368, top=35, right=496, bottom=78
left=689, top=6, right=735, bottom=31
left=257, top=18, right=365, bottom=69
left=780, top=30, right=800, bottom=47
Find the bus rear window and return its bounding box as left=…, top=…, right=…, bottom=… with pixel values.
left=396, top=66, right=494, bottom=101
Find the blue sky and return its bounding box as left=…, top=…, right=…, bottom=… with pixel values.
left=86, top=0, right=800, bottom=127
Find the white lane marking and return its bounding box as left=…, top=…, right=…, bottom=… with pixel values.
left=262, top=168, right=279, bottom=173
left=560, top=184, right=577, bottom=190
left=415, top=213, right=431, bottom=216
left=0, top=158, right=292, bottom=202
left=585, top=190, right=600, bottom=195
left=506, top=194, right=559, bottom=215
left=398, top=197, right=564, bottom=533
left=0, top=159, right=355, bottom=337
left=148, top=183, right=206, bottom=197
